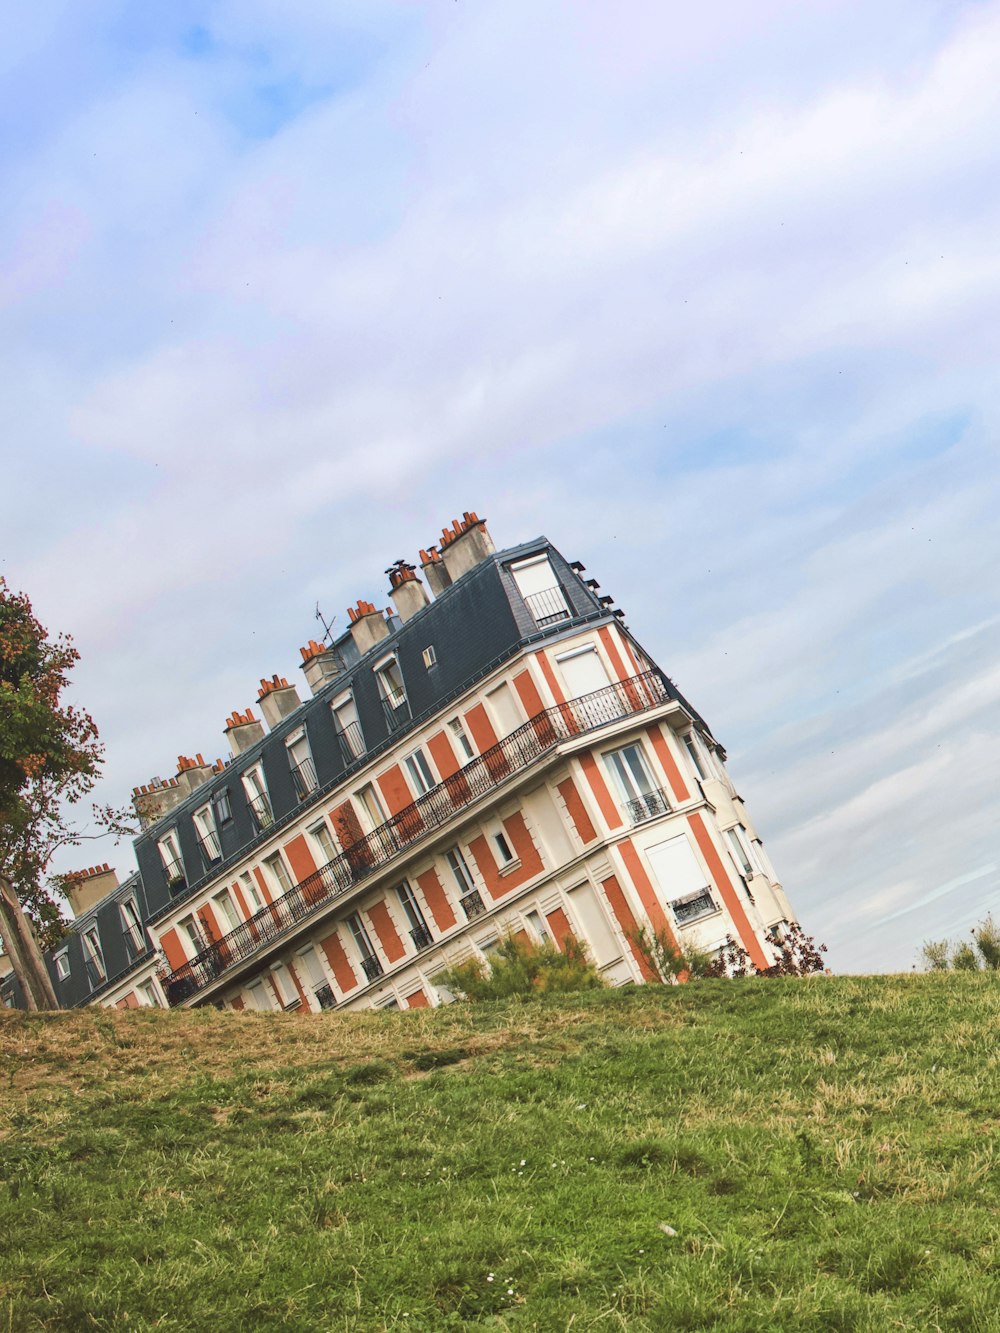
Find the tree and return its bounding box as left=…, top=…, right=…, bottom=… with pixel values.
left=920, top=916, right=1000, bottom=972
left=0, top=578, right=103, bottom=1009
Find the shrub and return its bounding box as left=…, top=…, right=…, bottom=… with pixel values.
left=919, top=915, right=1000, bottom=972
left=437, top=932, right=605, bottom=1001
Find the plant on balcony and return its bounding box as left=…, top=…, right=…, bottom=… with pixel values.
left=438, top=933, right=604, bottom=1001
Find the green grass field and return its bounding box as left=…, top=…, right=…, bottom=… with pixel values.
left=2, top=975, right=998, bottom=1331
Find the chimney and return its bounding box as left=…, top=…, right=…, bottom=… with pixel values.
left=62, top=864, right=119, bottom=917
left=387, top=560, right=430, bottom=623
left=224, top=707, right=266, bottom=757
left=256, top=674, right=302, bottom=730
left=299, top=640, right=343, bottom=696
left=347, top=599, right=391, bottom=656
left=419, top=546, right=451, bottom=597
left=175, top=753, right=214, bottom=796
left=438, top=511, right=495, bottom=583
left=132, top=776, right=186, bottom=830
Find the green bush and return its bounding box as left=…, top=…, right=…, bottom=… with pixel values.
left=920, top=914, right=1000, bottom=972
left=437, top=932, right=605, bottom=1001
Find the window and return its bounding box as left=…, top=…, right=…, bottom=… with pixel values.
left=556, top=645, right=613, bottom=698
left=355, top=783, right=386, bottom=834
left=726, top=827, right=754, bottom=877
left=82, top=927, right=106, bottom=987
left=287, top=730, right=318, bottom=800
left=136, top=980, right=162, bottom=1008
left=213, top=889, right=241, bottom=933
left=492, top=831, right=516, bottom=866
left=309, top=820, right=338, bottom=867
left=119, top=897, right=145, bottom=961
left=509, top=553, right=571, bottom=626
left=404, top=748, right=435, bottom=796
left=604, top=743, right=668, bottom=822
left=449, top=717, right=475, bottom=761
left=214, top=788, right=233, bottom=823
left=241, top=872, right=264, bottom=913
left=524, top=909, right=548, bottom=943
left=271, top=964, right=298, bottom=1008
left=446, top=847, right=485, bottom=919
left=421, top=645, right=437, bottom=669
left=242, top=765, right=273, bottom=831
left=347, top=913, right=383, bottom=982
left=54, top=949, right=71, bottom=981
left=375, top=657, right=409, bottom=731
left=178, top=914, right=207, bottom=958
left=247, top=979, right=275, bottom=1011
left=397, top=880, right=432, bottom=950
left=157, top=830, right=185, bottom=888
left=682, top=732, right=708, bottom=781
left=193, top=804, right=222, bottom=863
left=331, top=693, right=365, bottom=763
left=263, top=853, right=294, bottom=897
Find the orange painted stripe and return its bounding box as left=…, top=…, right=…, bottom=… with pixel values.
left=464, top=702, right=499, bottom=752
left=557, top=776, right=597, bottom=844
left=283, top=834, right=317, bottom=885
left=601, top=874, right=658, bottom=981
left=597, top=624, right=630, bottom=682
left=620, top=634, right=645, bottom=677
left=417, top=867, right=457, bottom=932
left=426, top=729, right=459, bottom=779
left=687, top=812, right=769, bottom=970
left=252, top=867, right=274, bottom=905
left=545, top=906, right=574, bottom=950
left=368, top=898, right=406, bottom=963
left=616, top=839, right=678, bottom=944
left=230, top=995, right=245, bottom=1011
left=231, top=880, right=251, bottom=919
left=197, top=903, right=222, bottom=943
left=319, top=931, right=357, bottom=993
left=646, top=723, right=691, bottom=803
left=405, top=988, right=429, bottom=1009
left=578, top=751, right=623, bottom=830
left=377, top=763, right=413, bottom=816
left=536, top=650, right=566, bottom=704
left=512, top=667, right=546, bottom=716
left=286, top=961, right=310, bottom=1008
left=158, top=927, right=187, bottom=973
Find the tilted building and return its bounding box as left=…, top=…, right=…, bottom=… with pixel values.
left=2, top=514, right=795, bottom=1014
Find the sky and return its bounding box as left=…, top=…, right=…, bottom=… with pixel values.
left=3, top=0, right=1000, bottom=974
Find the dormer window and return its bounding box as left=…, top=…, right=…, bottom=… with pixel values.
left=509, top=554, right=570, bottom=627
left=82, top=926, right=106, bottom=988
left=193, top=804, right=222, bottom=864
left=375, top=657, right=409, bottom=732
left=286, top=729, right=318, bottom=800
left=241, top=765, right=272, bottom=831
left=119, top=897, right=146, bottom=962
left=331, top=692, right=365, bottom=764
left=157, top=830, right=186, bottom=890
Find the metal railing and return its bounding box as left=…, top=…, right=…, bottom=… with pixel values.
left=158, top=668, right=669, bottom=1005
left=523, top=586, right=571, bottom=627
left=672, top=890, right=717, bottom=926
left=335, top=721, right=366, bottom=766
left=381, top=691, right=411, bottom=732
left=360, top=955, right=384, bottom=983
left=314, top=983, right=336, bottom=1010
left=290, top=757, right=319, bottom=801
left=624, top=787, right=671, bottom=825
left=460, top=890, right=486, bottom=920
left=247, top=792, right=274, bottom=832
left=162, top=858, right=186, bottom=890
left=410, top=923, right=433, bottom=951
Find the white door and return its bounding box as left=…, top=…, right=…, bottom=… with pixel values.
left=567, top=883, right=620, bottom=967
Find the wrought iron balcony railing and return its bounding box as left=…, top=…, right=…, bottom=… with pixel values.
left=360, top=955, right=384, bottom=983
left=335, top=721, right=366, bottom=766
left=381, top=691, right=411, bottom=733
left=314, top=982, right=336, bottom=1010
left=247, top=792, right=274, bottom=832
left=459, top=889, right=486, bottom=920
left=290, top=757, right=319, bottom=801
left=672, top=890, right=717, bottom=926
left=624, top=787, right=671, bottom=824
left=158, top=668, right=669, bottom=1005
left=522, top=586, right=571, bottom=627
left=410, top=923, right=433, bottom=951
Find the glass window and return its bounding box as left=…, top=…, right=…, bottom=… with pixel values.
left=263, top=853, right=293, bottom=896
left=213, top=889, right=241, bottom=933
left=376, top=659, right=409, bottom=730
left=157, top=830, right=185, bottom=887
left=193, top=804, right=222, bottom=862
left=509, top=554, right=570, bottom=627
left=178, top=915, right=207, bottom=958
left=605, top=744, right=657, bottom=803
left=347, top=913, right=383, bottom=981
left=683, top=733, right=708, bottom=781
left=726, top=827, right=754, bottom=876
left=493, top=831, right=515, bottom=865
left=82, top=927, right=106, bottom=987
left=119, top=897, right=145, bottom=959
left=287, top=731, right=318, bottom=800
left=449, top=717, right=475, bottom=761
left=446, top=847, right=475, bottom=895
left=331, top=694, right=365, bottom=762
left=214, top=789, right=232, bottom=823
left=242, top=766, right=273, bottom=830
left=54, top=949, right=71, bottom=981
left=422, top=645, right=437, bottom=669
left=355, top=783, right=386, bottom=833
left=241, top=872, right=264, bottom=913
left=136, top=980, right=162, bottom=1008
left=404, top=749, right=435, bottom=796
left=397, top=880, right=431, bottom=948
left=309, top=820, right=338, bottom=866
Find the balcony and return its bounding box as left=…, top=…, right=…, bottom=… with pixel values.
left=290, top=757, right=319, bottom=801
left=672, top=889, right=717, bottom=926
left=624, top=787, right=671, bottom=825
left=360, top=955, right=384, bottom=983
left=335, top=721, right=365, bottom=766
left=459, top=890, right=486, bottom=920
left=410, top=923, right=433, bottom=951
left=247, top=792, right=273, bottom=832
left=158, top=668, right=670, bottom=1005
left=522, top=586, right=571, bottom=627
left=314, top=983, right=336, bottom=1010
left=381, top=689, right=411, bottom=733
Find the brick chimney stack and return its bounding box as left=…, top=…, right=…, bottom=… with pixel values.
left=299, top=640, right=343, bottom=696
left=132, top=776, right=185, bottom=830
left=419, top=546, right=451, bottom=597
left=387, top=560, right=431, bottom=623
left=175, top=753, right=214, bottom=796
left=224, top=707, right=266, bottom=757
left=347, top=600, right=392, bottom=656
left=63, top=864, right=119, bottom=917
left=438, top=512, right=495, bottom=582
left=256, top=675, right=302, bottom=730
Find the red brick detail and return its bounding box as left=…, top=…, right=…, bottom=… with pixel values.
left=426, top=730, right=459, bottom=779
left=601, top=874, right=658, bottom=981
left=405, top=988, right=430, bottom=1009
left=197, top=903, right=221, bottom=943
left=252, top=867, right=274, bottom=905
left=417, top=867, right=456, bottom=932
left=283, top=834, right=317, bottom=886
left=115, top=993, right=138, bottom=1010
left=616, top=839, right=677, bottom=942
left=286, top=962, right=310, bottom=1009
left=557, top=776, right=597, bottom=845
left=377, top=764, right=414, bottom=817
left=536, top=651, right=566, bottom=704
left=646, top=723, right=691, bottom=803
left=464, top=703, right=499, bottom=752
left=368, top=898, right=406, bottom=963
left=514, top=667, right=560, bottom=745
left=687, top=813, right=769, bottom=970
left=545, top=907, right=574, bottom=950
left=468, top=811, right=545, bottom=901
left=158, top=928, right=187, bottom=973
left=230, top=995, right=245, bottom=1011
left=319, top=932, right=358, bottom=993
left=231, top=880, right=252, bottom=919
left=579, top=751, right=622, bottom=830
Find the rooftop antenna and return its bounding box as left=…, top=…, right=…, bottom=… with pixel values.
left=315, top=602, right=337, bottom=647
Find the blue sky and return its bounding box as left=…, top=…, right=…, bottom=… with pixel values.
left=3, top=0, right=1000, bottom=973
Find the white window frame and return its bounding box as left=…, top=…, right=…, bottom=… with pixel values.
left=331, top=692, right=365, bottom=761
left=604, top=742, right=659, bottom=804
left=726, top=826, right=755, bottom=877
left=308, top=819, right=338, bottom=867
left=286, top=728, right=318, bottom=799
left=263, top=852, right=294, bottom=897
left=421, top=645, right=437, bottom=669
left=119, top=896, right=145, bottom=957
left=157, top=829, right=186, bottom=886
left=355, top=783, right=387, bottom=834
left=404, top=748, right=436, bottom=797
left=375, top=657, right=408, bottom=714
left=136, top=979, right=162, bottom=1008
left=509, top=553, right=570, bottom=625
left=82, top=926, right=106, bottom=985
left=213, top=888, right=242, bottom=933
left=448, top=717, right=475, bottom=761
left=54, top=948, right=71, bottom=981
left=193, top=803, right=222, bottom=862
left=682, top=731, right=709, bottom=781
left=446, top=846, right=476, bottom=896
left=492, top=830, right=517, bottom=867
left=242, top=764, right=273, bottom=829
left=240, top=872, right=264, bottom=913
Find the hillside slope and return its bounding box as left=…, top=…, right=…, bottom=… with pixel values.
left=1, top=976, right=998, bottom=1331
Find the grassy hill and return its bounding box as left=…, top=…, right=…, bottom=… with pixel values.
left=1, top=976, right=998, bottom=1331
